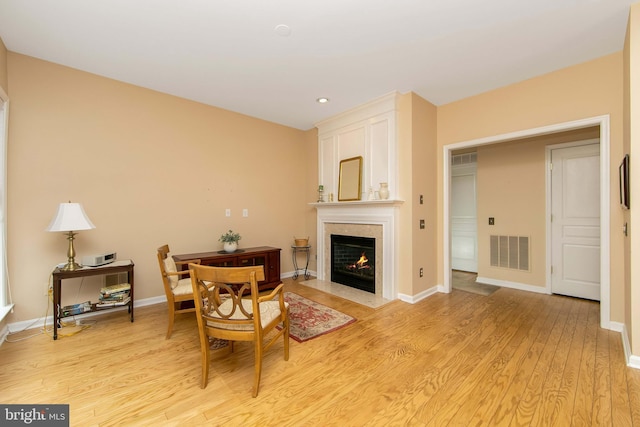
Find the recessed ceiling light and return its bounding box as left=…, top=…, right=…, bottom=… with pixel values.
left=274, top=24, right=292, bottom=37
left=316, top=97, right=330, bottom=104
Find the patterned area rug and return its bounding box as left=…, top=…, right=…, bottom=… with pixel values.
left=209, top=292, right=356, bottom=348
left=283, top=292, right=356, bottom=342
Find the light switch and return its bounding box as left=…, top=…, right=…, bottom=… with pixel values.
left=225, top=209, right=231, bottom=217
left=242, top=209, right=248, bottom=217
left=489, top=217, right=495, bottom=225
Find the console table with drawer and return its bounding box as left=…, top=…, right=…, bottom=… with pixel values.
left=172, top=246, right=281, bottom=291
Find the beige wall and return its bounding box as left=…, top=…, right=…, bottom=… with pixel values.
left=437, top=53, right=625, bottom=322
left=6, top=53, right=315, bottom=322
left=397, top=93, right=438, bottom=296
left=476, top=128, right=599, bottom=287
left=626, top=3, right=640, bottom=355
left=410, top=93, right=438, bottom=293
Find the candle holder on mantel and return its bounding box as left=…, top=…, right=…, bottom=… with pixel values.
left=317, top=185, right=325, bottom=202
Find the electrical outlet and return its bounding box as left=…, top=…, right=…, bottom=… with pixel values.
left=225, top=208, right=231, bottom=217
left=419, top=268, right=424, bottom=277
left=242, top=209, right=248, bottom=217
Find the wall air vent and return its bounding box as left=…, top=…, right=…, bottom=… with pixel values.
left=490, top=235, right=529, bottom=271
left=451, top=152, right=477, bottom=165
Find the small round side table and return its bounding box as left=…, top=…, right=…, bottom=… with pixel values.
left=291, top=245, right=311, bottom=280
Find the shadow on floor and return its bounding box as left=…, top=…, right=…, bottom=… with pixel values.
left=452, top=270, right=500, bottom=296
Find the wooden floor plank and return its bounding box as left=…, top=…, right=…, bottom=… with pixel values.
left=609, top=330, right=634, bottom=426
left=549, top=299, right=591, bottom=426
left=627, top=363, right=640, bottom=426
left=570, top=299, right=599, bottom=426
left=425, top=291, right=544, bottom=425
left=0, top=278, right=638, bottom=426
left=592, top=322, right=613, bottom=426
left=367, top=290, right=525, bottom=425
left=465, top=293, right=565, bottom=426
left=489, top=295, right=566, bottom=426
left=508, top=294, right=573, bottom=425
left=529, top=297, right=581, bottom=426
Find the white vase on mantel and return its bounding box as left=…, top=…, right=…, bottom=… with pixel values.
left=223, top=242, right=238, bottom=253
left=379, top=182, right=389, bottom=200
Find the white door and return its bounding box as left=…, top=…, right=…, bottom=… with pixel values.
left=551, top=143, right=600, bottom=300
left=451, top=161, right=477, bottom=272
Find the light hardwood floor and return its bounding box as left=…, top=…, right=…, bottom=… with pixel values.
left=1, top=278, right=639, bottom=426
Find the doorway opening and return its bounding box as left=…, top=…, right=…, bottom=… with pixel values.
left=443, top=115, right=611, bottom=329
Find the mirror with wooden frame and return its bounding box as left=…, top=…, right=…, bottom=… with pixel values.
left=338, top=156, right=363, bottom=201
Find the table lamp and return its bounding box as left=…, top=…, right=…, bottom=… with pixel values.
left=46, top=202, right=95, bottom=271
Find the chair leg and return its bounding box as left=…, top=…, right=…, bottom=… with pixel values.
left=200, top=336, right=210, bottom=389
left=166, top=303, right=176, bottom=339
left=252, top=342, right=263, bottom=398
left=283, top=310, right=290, bottom=361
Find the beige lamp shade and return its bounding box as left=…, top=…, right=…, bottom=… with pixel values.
left=46, top=202, right=95, bottom=232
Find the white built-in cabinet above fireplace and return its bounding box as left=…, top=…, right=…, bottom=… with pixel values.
left=315, top=91, right=400, bottom=202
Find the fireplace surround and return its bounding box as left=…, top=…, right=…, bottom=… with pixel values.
left=314, top=200, right=401, bottom=300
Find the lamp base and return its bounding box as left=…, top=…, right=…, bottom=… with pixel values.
left=60, top=231, right=82, bottom=271
left=60, top=261, right=82, bottom=271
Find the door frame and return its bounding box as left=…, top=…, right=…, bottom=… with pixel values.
left=546, top=139, right=601, bottom=298
left=443, top=115, right=611, bottom=330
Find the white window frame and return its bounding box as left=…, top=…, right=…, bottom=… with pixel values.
left=0, top=86, right=11, bottom=322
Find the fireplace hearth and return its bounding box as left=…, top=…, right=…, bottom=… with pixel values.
left=331, top=234, right=376, bottom=293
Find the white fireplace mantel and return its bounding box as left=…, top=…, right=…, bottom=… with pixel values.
left=313, top=200, right=403, bottom=300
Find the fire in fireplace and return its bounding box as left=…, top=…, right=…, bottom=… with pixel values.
left=331, top=234, right=375, bottom=293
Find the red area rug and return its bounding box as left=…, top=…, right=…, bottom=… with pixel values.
left=210, top=292, right=356, bottom=348
left=283, top=292, right=356, bottom=342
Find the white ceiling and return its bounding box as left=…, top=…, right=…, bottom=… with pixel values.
left=0, top=0, right=635, bottom=130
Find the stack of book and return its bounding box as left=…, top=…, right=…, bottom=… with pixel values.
left=97, top=283, right=131, bottom=308
left=61, top=301, right=92, bottom=316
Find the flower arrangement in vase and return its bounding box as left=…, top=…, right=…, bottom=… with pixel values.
left=219, top=229, right=241, bottom=253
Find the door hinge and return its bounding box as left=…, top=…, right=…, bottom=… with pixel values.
left=551, top=265, right=554, bottom=274
left=550, top=162, right=553, bottom=171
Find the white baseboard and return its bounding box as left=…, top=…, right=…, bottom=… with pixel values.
left=398, top=285, right=440, bottom=304
left=630, top=354, right=640, bottom=370
left=0, top=323, right=8, bottom=345
left=1, top=295, right=166, bottom=345
left=613, top=321, right=640, bottom=370
left=476, top=276, right=549, bottom=294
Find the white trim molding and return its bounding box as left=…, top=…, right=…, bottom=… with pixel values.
left=476, top=277, right=550, bottom=294
left=613, top=321, right=640, bottom=369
